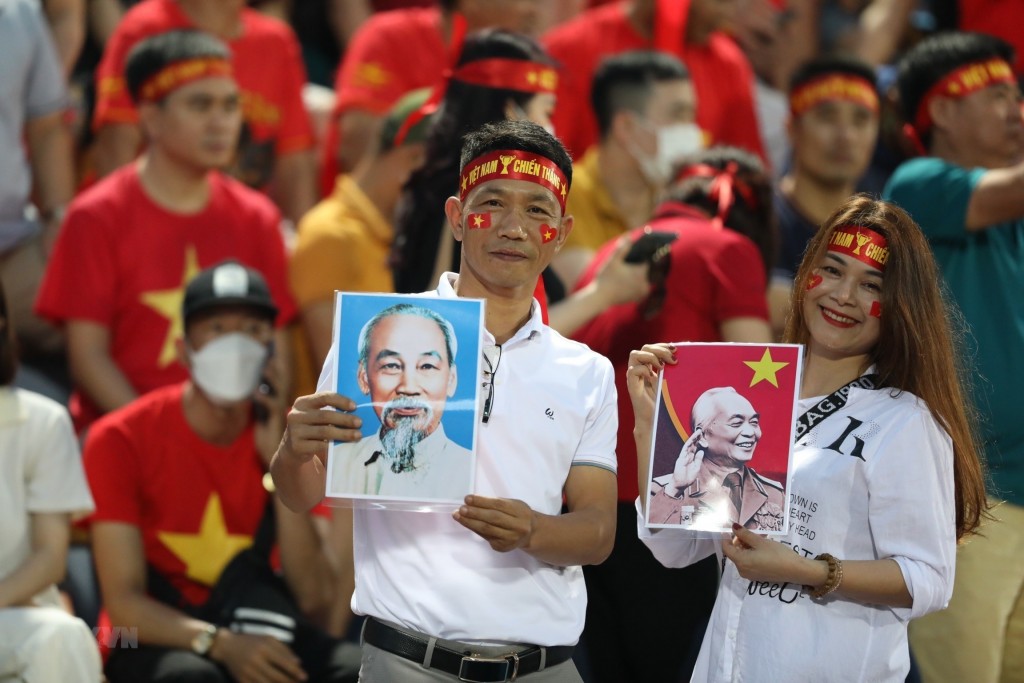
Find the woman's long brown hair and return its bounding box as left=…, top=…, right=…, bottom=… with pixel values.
left=783, top=195, right=988, bottom=539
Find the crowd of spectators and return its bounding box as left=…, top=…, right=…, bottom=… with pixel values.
left=2, top=0, right=1023, bottom=681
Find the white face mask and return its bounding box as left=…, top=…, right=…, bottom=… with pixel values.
left=188, top=332, right=270, bottom=405
left=630, top=120, right=706, bottom=186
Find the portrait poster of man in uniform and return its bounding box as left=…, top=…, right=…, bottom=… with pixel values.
left=645, top=343, right=802, bottom=534
left=324, top=293, right=483, bottom=507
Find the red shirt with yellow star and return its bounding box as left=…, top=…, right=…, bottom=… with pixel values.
left=84, top=383, right=266, bottom=607
left=35, top=165, right=297, bottom=431
left=543, top=1, right=766, bottom=161
left=93, top=0, right=313, bottom=187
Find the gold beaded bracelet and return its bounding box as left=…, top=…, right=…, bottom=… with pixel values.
left=808, top=553, right=843, bottom=599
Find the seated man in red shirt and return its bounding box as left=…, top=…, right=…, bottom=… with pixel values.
left=36, top=30, right=297, bottom=432
left=544, top=0, right=766, bottom=161
left=329, top=0, right=542, bottom=180
left=86, top=261, right=356, bottom=683
left=91, top=0, right=316, bottom=224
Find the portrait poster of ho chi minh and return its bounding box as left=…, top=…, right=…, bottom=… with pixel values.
left=645, top=343, right=803, bottom=535
left=324, top=292, right=484, bottom=511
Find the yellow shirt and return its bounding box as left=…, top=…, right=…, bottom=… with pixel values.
left=289, top=175, right=393, bottom=396
left=565, top=147, right=629, bottom=251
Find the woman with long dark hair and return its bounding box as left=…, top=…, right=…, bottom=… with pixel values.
left=390, top=29, right=557, bottom=295
left=627, top=195, right=988, bottom=681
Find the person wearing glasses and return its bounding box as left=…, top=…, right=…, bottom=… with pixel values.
left=328, top=302, right=472, bottom=499
left=272, top=119, right=618, bottom=683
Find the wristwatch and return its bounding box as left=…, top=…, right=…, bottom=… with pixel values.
left=191, top=624, right=219, bottom=657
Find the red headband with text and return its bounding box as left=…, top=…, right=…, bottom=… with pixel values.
left=790, top=74, right=879, bottom=117
left=459, top=149, right=569, bottom=211
left=452, top=59, right=558, bottom=94
left=913, top=58, right=1015, bottom=133
left=139, top=57, right=234, bottom=102
left=827, top=225, right=889, bottom=271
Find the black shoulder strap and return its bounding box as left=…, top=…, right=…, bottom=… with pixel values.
left=794, top=374, right=879, bottom=441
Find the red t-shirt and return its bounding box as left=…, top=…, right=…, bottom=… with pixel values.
left=543, top=1, right=766, bottom=161
left=94, top=0, right=312, bottom=185
left=571, top=203, right=769, bottom=501
left=319, top=7, right=446, bottom=192
left=959, top=0, right=1024, bottom=75
left=35, top=165, right=297, bottom=430
left=84, top=383, right=266, bottom=607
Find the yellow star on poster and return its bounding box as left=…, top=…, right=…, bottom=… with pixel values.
left=158, top=493, right=253, bottom=586
left=140, top=246, right=201, bottom=367
left=743, top=348, right=789, bottom=388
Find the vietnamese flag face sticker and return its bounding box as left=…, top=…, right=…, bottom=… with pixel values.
left=541, top=224, right=558, bottom=244
left=468, top=212, right=492, bottom=229
left=870, top=300, right=882, bottom=318
left=806, top=274, right=823, bottom=290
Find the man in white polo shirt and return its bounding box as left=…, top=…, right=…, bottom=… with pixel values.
left=271, top=119, right=618, bottom=683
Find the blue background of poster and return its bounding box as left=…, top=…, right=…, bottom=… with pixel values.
left=334, top=293, right=483, bottom=451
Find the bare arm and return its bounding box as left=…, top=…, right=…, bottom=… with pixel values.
left=625, top=344, right=677, bottom=516
left=93, top=521, right=308, bottom=680
left=274, top=498, right=337, bottom=628
left=854, top=0, right=916, bottom=66
left=92, top=123, right=141, bottom=177
left=331, top=0, right=372, bottom=50
left=26, top=110, right=75, bottom=254
left=301, top=300, right=335, bottom=373
left=270, top=392, right=365, bottom=513
left=87, top=0, right=125, bottom=46
left=0, top=512, right=71, bottom=608
left=724, top=526, right=912, bottom=607
left=965, top=163, right=1024, bottom=230
left=453, top=465, right=618, bottom=567
left=720, top=316, right=772, bottom=343
left=273, top=151, right=317, bottom=226
left=67, top=319, right=137, bottom=413
left=548, top=239, right=650, bottom=337
left=336, top=110, right=381, bottom=173
left=43, top=0, right=85, bottom=76
left=767, top=282, right=792, bottom=342
left=549, top=246, right=593, bottom=292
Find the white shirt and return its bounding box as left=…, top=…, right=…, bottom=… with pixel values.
left=318, top=274, right=618, bottom=645
left=328, top=424, right=473, bottom=502
left=639, top=383, right=956, bottom=682
left=0, top=388, right=94, bottom=607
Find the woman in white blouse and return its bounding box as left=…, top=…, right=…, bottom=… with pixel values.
left=626, top=195, right=988, bottom=682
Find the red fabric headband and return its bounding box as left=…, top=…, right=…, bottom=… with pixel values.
left=139, top=57, right=234, bottom=102
left=827, top=225, right=889, bottom=271
left=459, top=149, right=569, bottom=211
left=790, top=74, right=879, bottom=117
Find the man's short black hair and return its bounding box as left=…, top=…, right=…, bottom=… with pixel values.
left=124, top=29, right=232, bottom=104
left=789, top=55, right=877, bottom=96
left=591, top=50, right=690, bottom=139
left=460, top=119, right=573, bottom=192
left=896, top=32, right=1016, bottom=133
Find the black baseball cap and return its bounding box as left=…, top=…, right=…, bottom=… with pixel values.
left=183, top=260, right=278, bottom=324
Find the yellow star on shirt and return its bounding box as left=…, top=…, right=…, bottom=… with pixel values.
left=743, top=348, right=790, bottom=388
left=158, top=493, right=254, bottom=587
left=139, top=246, right=201, bottom=367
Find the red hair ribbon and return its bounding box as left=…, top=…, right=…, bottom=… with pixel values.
left=676, top=162, right=755, bottom=229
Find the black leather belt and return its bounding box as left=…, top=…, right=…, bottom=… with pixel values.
left=363, top=617, right=575, bottom=682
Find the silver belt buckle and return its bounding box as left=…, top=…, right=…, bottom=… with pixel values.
left=458, top=651, right=519, bottom=682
